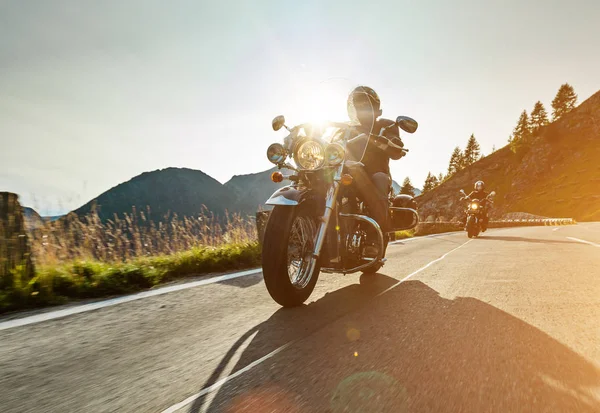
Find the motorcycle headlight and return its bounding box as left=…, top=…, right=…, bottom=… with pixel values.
left=267, top=143, right=287, bottom=164
left=295, top=140, right=325, bottom=170
left=470, top=203, right=478, bottom=210
left=325, top=143, right=345, bottom=166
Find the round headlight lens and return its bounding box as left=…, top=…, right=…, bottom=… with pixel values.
left=267, top=143, right=286, bottom=164
left=295, top=140, right=325, bottom=170
left=471, top=203, right=478, bottom=210
left=325, top=143, right=345, bottom=166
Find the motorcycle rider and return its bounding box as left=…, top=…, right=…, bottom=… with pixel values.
left=465, top=180, right=490, bottom=231
left=344, top=86, right=406, bottom=255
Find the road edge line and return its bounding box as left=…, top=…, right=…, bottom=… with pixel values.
left=0, top=269, right=263, bottom=331
left=566, top=237, right=600, bottom=247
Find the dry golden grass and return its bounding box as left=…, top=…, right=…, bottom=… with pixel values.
left=29, top=207, right=258, bottom=266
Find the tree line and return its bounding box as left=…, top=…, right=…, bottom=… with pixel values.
left=508, top=83, right=577, bottom=153
left=401, top=82, right=579, bottom=196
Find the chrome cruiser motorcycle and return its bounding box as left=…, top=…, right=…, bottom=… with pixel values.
left=261, top=115, right=419, bottom=307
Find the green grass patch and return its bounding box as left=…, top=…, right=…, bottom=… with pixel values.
left=394, top=230, right=415, bottom=240
left=0, top=242, right=261, bottom=314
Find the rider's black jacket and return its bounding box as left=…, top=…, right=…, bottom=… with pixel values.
left=353, top=118, right=404, bottom=176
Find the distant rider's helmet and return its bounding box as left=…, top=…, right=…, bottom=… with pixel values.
left=474, top=181, right=485, bottom=191
left=347, top=86, right=382, bottom=125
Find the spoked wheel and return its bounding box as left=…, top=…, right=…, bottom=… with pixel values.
left=287, top=215, right=318, bottom=288
left=262, top=205, right=321, bottom=307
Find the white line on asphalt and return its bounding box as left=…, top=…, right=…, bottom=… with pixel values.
left=377, top=239, right=473, bottom=297
left=1, top=231, right=468, bottom=331
left=161, top=341, right=294, bottom=413
left=567, top=237, right=600, bottom=247
left=553, top=227, right=562, bottom=232
left=390, top=231, right=463, bottom=244
left=0, top=269, right=263, bottom=331
left=160, top=238, right=473, bottom=413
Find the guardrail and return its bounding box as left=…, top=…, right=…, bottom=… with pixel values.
left=256, top=211, right=576, bottom=244
left=415, top=218, right=575, bottom=234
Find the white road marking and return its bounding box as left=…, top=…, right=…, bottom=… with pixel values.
left=160, top=340, right=294, bottom=413
left=0, top=269, right=262, bottom=331
left=567, top=237, right=600, bottom=248
left=0, top=231, right=468, bottom=331
left=377, top=239, right=473, bottom=297
left=160, top=239, right=473, bottom=413
left=553, top=227, right=562, bottom=232
left=390, top=231, right=462, bottom=244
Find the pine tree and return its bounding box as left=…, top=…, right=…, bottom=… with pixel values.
left=551, top=83, right=578, bottom=120
left=437, top=173, right=444, bottom=184
left=530, top=101, right=549, bottom=133
left=400, top=177, right=416, bottom=196
left=513, top=110, right=531, bottom=142
left=510, top=110, right=531, bottom=154
left=463, top=134, right=481, bottom=166
left=492, top=145, right=496, bottom=153
left=422, top=172, right=438, bottom=193
left=400, top=176, right=415, bottom=196
left=447, top=147, right=464, bottom=176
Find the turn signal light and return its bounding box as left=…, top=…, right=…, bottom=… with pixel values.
left=340, top=174, right=353, bottom=186
left=271, top=171, right=284, bottom=183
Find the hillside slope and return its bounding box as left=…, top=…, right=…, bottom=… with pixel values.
left=22, top=207, right=44, bottom=230
left=224, top=167, right=286, bottom=213
left=416, top=90, right=600, bottom=222
left=74, top=168, right=239, bottom=221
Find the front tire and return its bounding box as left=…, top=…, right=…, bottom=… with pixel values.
left=262, top=205, right=320, bottom=307
left=466, top=216, right=476, bottom=238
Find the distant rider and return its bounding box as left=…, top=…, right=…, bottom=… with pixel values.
left=465, top=180, right=491, bottom=231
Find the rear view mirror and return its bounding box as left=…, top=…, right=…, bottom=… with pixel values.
left=489, top=191, right=496, bottom=197
left=396, top=116, right=418, bottom=134
left=272, top=115, right=286, bottom=131
left=460, top=189, right=467, bottom=196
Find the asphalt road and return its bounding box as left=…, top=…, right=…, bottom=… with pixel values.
left=1, top=224, right=599, bottom=413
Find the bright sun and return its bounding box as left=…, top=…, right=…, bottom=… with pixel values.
left=286, top=78, right=356, bottom=124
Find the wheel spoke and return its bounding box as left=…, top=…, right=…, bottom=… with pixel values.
left=287, top=216, right=316, bottom=289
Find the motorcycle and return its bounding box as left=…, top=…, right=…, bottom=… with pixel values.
left=459, top=189, right=495, bottom=238
left=261, top=115, right=419, bottom=307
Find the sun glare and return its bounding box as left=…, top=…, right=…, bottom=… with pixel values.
left=287, top=78, right=355, bottom=124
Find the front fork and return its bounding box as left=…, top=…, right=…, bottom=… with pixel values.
left=303, top=166, right=343, bottom=275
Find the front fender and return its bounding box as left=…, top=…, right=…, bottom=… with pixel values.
left=266, top=185, right=311, bottom=206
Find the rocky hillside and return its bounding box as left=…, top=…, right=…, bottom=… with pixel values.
left=416, top=90, right=600, bottom=222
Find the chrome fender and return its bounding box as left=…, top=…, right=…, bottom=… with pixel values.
left=265, top=185, right=310, bottom=206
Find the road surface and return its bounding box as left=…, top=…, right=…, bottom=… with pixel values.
left=1, top=224, right=599, bottom=413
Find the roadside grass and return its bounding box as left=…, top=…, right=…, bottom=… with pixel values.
left=1, top=209, right=260, bottom=314
left=0, top=242, right=261, bottom=313
left=394, top=230, right=415, bottom=240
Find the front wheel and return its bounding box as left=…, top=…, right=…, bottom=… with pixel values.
left=466, top=216, right=476, bottom=238
left=262, top=205, right=321, bottom=307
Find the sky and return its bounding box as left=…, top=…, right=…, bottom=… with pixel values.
left=1, top=0, right=599, bottom=215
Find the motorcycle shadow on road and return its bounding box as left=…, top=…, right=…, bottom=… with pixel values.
left=189, top=278, right=600, bottom=413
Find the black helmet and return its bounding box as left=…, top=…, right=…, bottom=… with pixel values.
left=474, top=181, right=485, bottom=191
left=347, top=86, right=381, bottom=123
